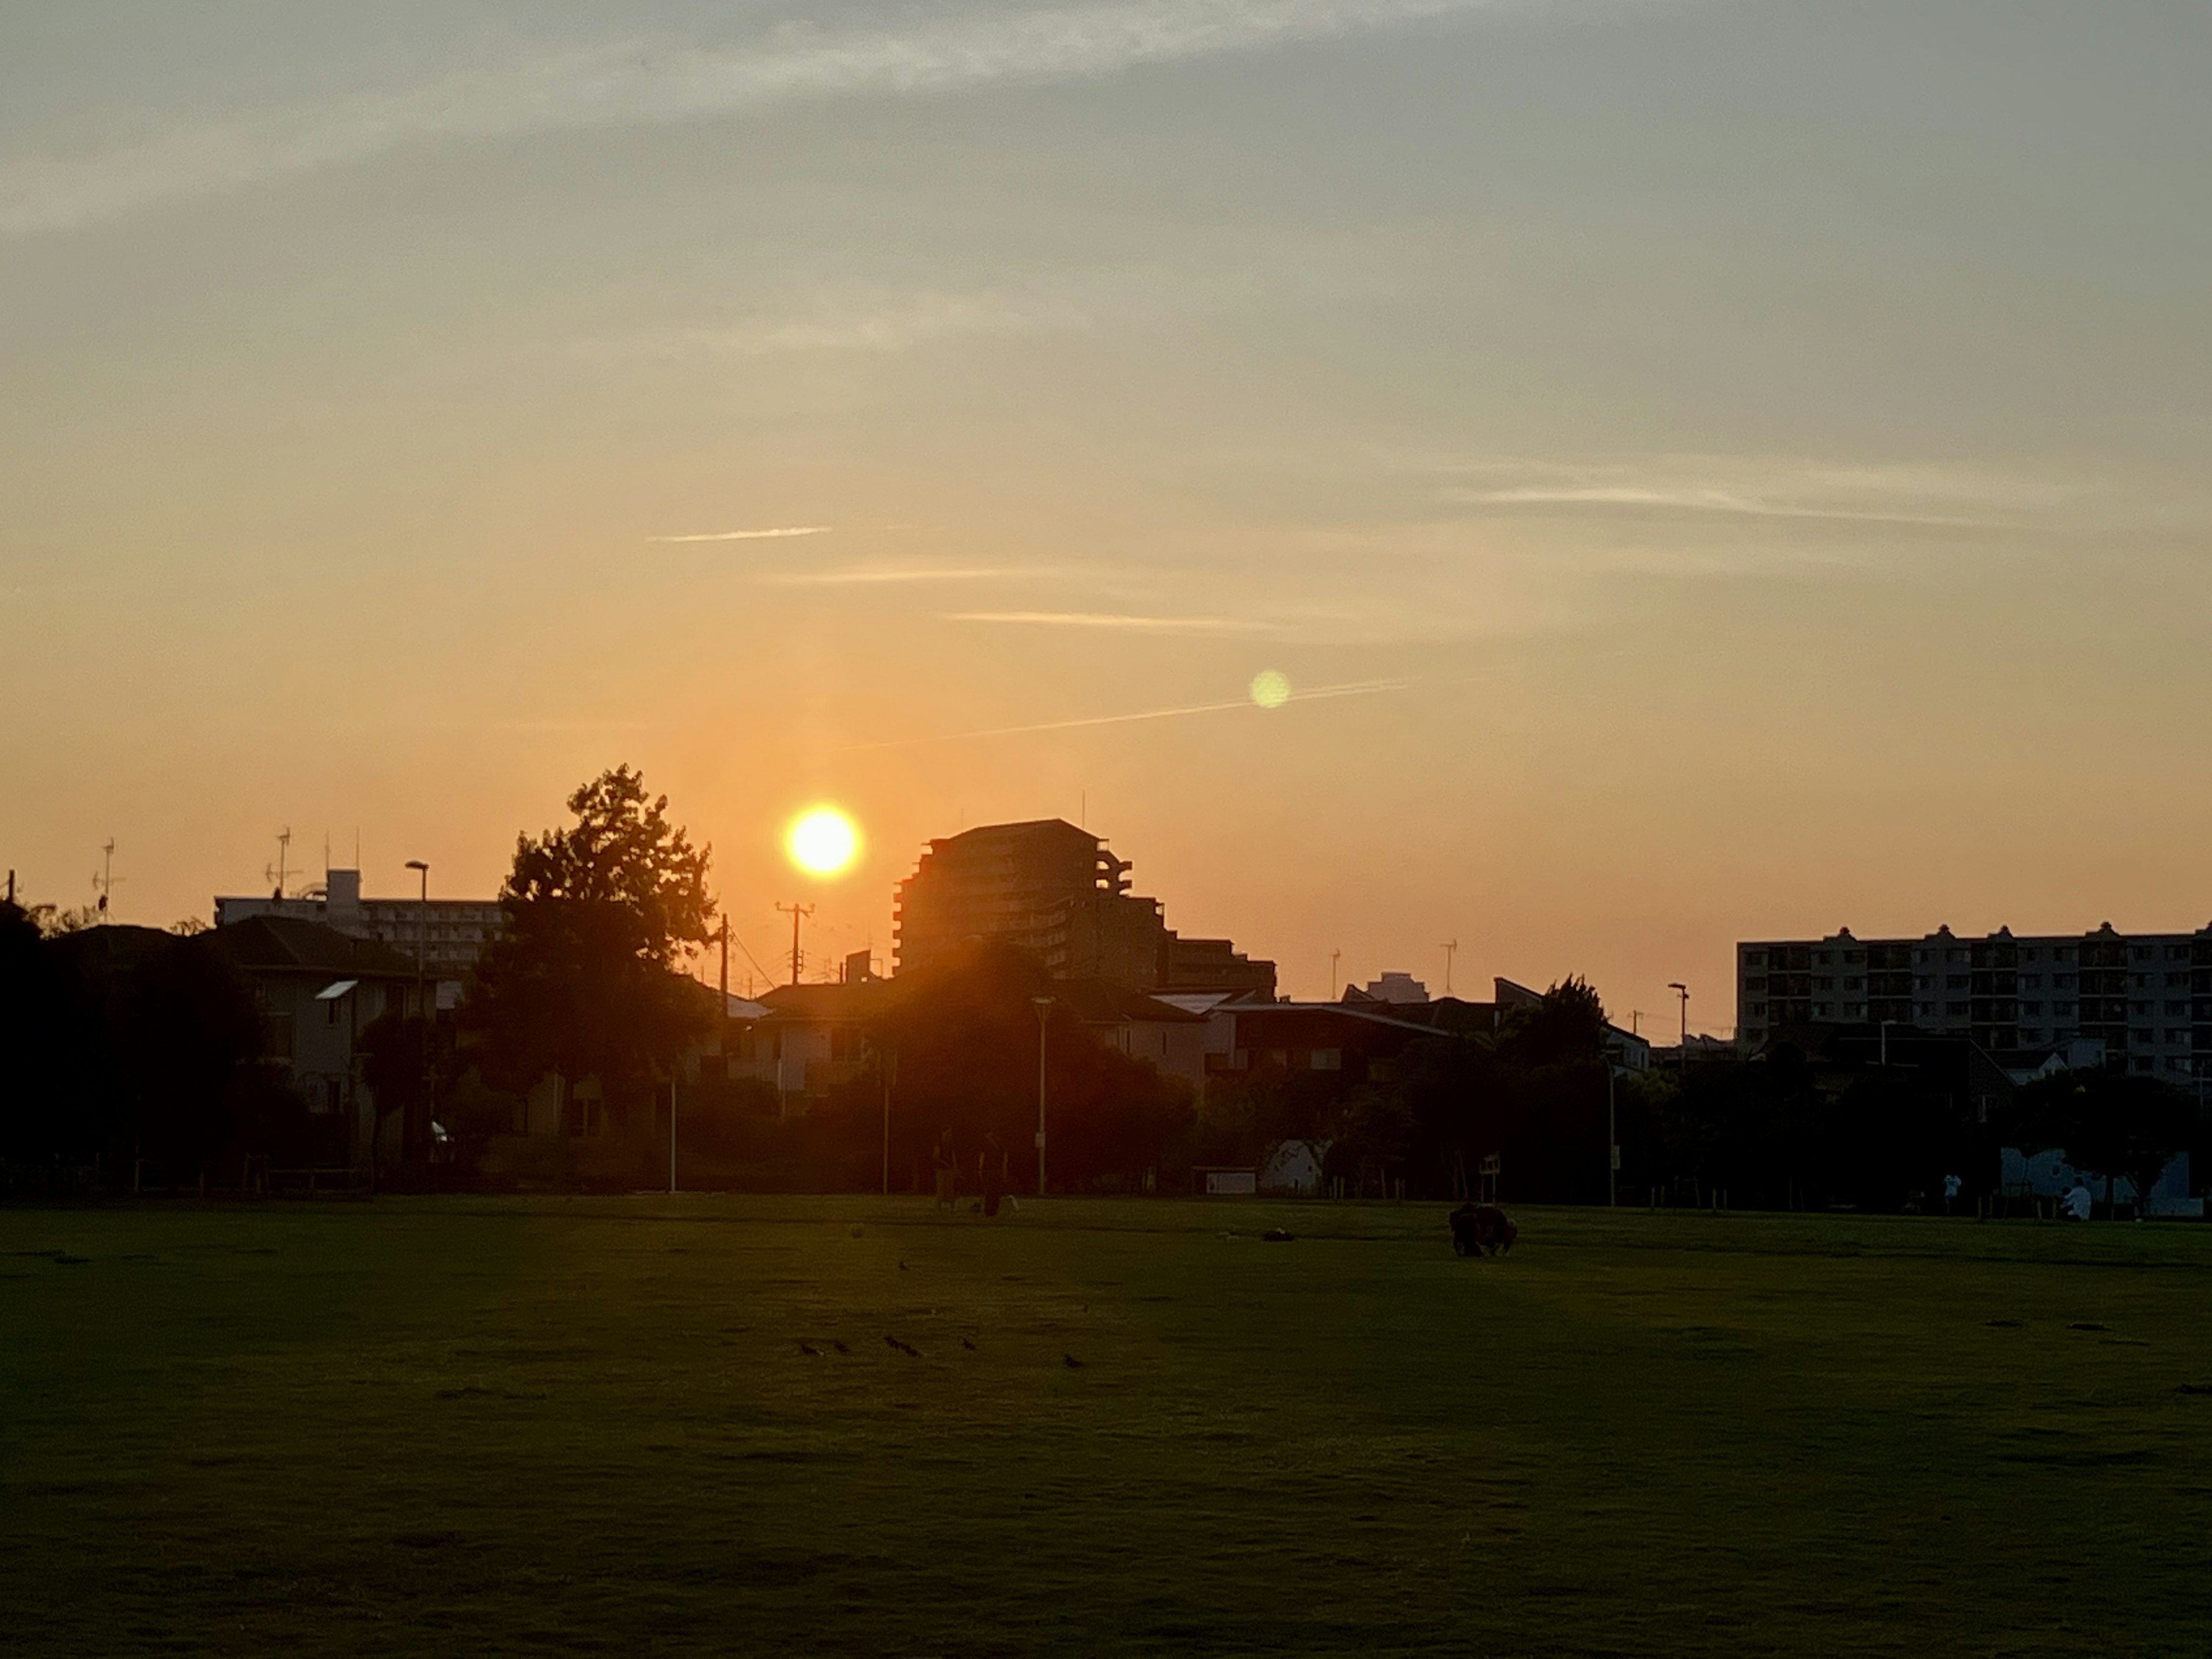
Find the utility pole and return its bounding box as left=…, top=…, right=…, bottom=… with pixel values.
left=406, top=859, right=430, bottom=1175
left=1033, top=997, right=1053, bottom=1196
left=881, top=1050, right=897, bottom=1196
left=776, top=902, right=815, bottom=986
left=1330, top=949, right=1342, bottom=1001
left=1607, top=1061, right=1619, bottom=1207
left=1668, top=982, right=1690, bottom=1071
left=716, top=917, right=730, bottom=1074
left=1441, top=940, right=1458, bottom=996
left=266, top=827, right=291, bottom=901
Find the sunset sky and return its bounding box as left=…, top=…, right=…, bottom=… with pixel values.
left=4, top=2, right=2208, bottom=1028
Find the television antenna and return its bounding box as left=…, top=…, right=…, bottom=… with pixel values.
left=1440, top=939, right=1458, bottom=995
left=91, top=840, right=121, bottom=921
left=263, top=827, right=293, bottom=899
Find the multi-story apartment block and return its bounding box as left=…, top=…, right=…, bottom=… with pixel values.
left=893, top=819, right=1275, bottom=997
left=1738, top=922, right=2212, bottom=1080
left=215, top=868, right=504, bottom=993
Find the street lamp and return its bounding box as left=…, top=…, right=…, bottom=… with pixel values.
left=405, top=860, right=430, bottom=1176
left=1033, top=997, right=1054, bottom=1197
left=1668, top=982, right=1689, bottom=1071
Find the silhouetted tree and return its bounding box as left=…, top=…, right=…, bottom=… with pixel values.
left=464, top=766, right=716, bottom=1122
left=2008, top=1069, right=2199, bottom=1214
left=835, top=940, right=1192, bottom=1194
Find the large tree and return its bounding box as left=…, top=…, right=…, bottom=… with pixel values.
left=464, top=767, right=716, bottom=1122
left=2008, top=1067, right=2199, bottom=1214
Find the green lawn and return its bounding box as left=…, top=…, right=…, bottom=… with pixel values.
left=3, top=1198, right=2210, bottom=1657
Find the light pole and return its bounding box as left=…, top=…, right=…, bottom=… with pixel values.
left=1607, top=1057, right=1620, bottom=1207
left=1668, top=982, right=1689, bottom=1072
left=881, top=1049, right=897, bottom=1196
left=1880, top=1017, right=1896, bottom=1067
left=406, top=859, right=430, bottom=1175
left=1033, top=997, right=1053, bottom=1197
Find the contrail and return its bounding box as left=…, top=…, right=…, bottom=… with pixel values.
left=647, top=526, right=832, bottom=543
left=840, top=676, right=1416, bottom=750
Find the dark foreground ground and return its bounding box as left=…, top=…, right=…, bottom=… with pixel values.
left=3, top=1198, right=2210, bottom=1657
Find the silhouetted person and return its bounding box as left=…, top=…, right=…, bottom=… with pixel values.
left=980, top=1132, right=1006, bottom=1217
left=934, top=1130, right=958, bottom=1210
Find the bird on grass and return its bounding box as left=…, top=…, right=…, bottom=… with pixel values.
left=1062, top=1353, right=1085, bottom=1369
left=831, top=1340, right=850, bottom=1355
left=885, top=1335, right=921, bottom=1357
left=798, top=1342, right=821, bottom=1357
left=961, top=1337, right=977, bottom=1351
left=899, top=1259, right=910, bottom=1271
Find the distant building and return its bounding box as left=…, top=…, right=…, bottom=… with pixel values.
left=209, top=915, right=419, bottom=1166
left=717, top=974, right=1211, bottom=1114
left=1737, top=922, right=2212, bottom=1080
left=1351, top=971, right=1430, bottom=1005
left=215, top=868, right=504, bottom=997
left=892, top=819, right=1275, bottom=998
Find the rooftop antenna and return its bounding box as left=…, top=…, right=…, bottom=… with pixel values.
left=1441, top=940, right=1458, bottom=996
left=354, top=828, right=361, bottom=869
left=264, top=827, right=292, bottom=900
left=1330, top=948, right=1342, bottom=1001
left=92, top=840, right=120, bottom=921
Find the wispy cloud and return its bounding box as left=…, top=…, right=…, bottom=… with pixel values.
left=1442, top=485, right=1991, bottom=528
left=1418, top=454, right=2093, bottom=535
left=0, top=0, right=1512, bottom=236
left=646, top=526, right=832, bottom=543
left=944, top=609, right=1280, bottom=634
left=762, top=566, right=1026, bottom=586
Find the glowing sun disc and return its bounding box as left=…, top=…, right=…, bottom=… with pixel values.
left=1249, top=669, right=1291, bottom=710
left=786, top=806, right=861, bottom=877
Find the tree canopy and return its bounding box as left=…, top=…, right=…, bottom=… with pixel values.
left=464, top=766, right=716, bottom=1108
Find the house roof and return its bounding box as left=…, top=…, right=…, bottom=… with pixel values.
left=1230, top=1001, right=1460, bottom=1038
left=211, top=914, right=415, bottom=978
left=1044, top=978, right=1210, bottom=1025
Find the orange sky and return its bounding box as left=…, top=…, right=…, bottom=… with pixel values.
left=5, top=2, right=2210, bottom=1033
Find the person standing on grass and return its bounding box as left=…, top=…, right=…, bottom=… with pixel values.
left=1944, top=1173, right=1962, bottom=1215
left=934, top=1130, right=959, bottom=1211
left=980, top=1132, right=1006, bottom=1217
left=2064, top=1180, right=2093, bottom=1221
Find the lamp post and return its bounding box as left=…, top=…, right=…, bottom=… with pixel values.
left=1668, top=982, right=1689, bottom=1071
left=1033, top=997, right=1053, bottom=1197
left=405, top=860, right=430, bottom=1175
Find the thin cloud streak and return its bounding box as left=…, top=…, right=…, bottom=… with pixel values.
left=647, top=527, right=833, bottom=543
left=1, top=0, right=1521, bottom=235
left=762, top=566, right=1028, bottom=586
left=945, top=610, right=1279, bottom=634
left=842, top=676, right=1416, bottom=749
left=1443, top=486, right=1993, bottom=528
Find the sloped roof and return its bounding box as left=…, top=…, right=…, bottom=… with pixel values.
left=1044, top=978, right=1210, bottom=1025
left=211, top=914, right=415, bottom=978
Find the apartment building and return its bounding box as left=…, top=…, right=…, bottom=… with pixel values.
left=893, top=819, right=1276, bottom=997
left=1738, top=922, right=2212, bottom=1080
left=215, top=868, right=503, bottom=993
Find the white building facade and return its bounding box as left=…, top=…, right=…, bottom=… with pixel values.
left=1738, top=922, right=2211, bottom=1081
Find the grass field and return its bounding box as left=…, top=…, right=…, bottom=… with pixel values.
left=4, top=1197, right=2211, bottom=1657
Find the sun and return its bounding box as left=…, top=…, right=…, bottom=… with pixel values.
left=1249, top=669, right=1292, bottom=710
left=785, top=806, right=862, bottom=878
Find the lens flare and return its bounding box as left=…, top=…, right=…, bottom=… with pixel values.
left=1249, top=669, right=1291, bottom=710
left=785, top=806, right=861, bottom=877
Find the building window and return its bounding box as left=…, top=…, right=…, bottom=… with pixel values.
left=1917, top=1002, right=1934, bottom=1016
left=1816, top=976, right=1835, bottom=990
left=2021, top=974, right=2041, bottom=989
left=1815, top=952, right=1833, bottom=965
left=2134, top=947, right=2154, bottom=961
left=2054, top=974, right=2075, bottom=988
left=2055, top=1001, right=2076, bottom=1017
left=2169, top=974, right=2191, bottom=988
left=1748, top=1003, right=1768, bottom=1017
left=2132, top=1002, right=2153, bottom=1016
left=2167, top=1031, right=2189, bottom=1046
left=1814, top=1003, right=1834, bottom=1017
left=2020, top=1002, right=2042, bottom=1016
left=1844, top=977, right=1863, bottom=991
left=2168, top=1001, right=2190, bottom=1016
left=1946, top=1002, right=1968, bottom=1016
left=1946, top=975, right=1969, bottom=990
left=1310, top=1048, right=1342, bottom=1072
left=1844, top=1004, right=1865, bottom=1019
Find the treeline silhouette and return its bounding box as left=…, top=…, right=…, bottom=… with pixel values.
left=0, top=903, right=318, bottom=1192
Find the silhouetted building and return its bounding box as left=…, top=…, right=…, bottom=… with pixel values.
left=1738, top=922, right=2212, bottom=1080
left=215, top=868, right=503, bottom=997
left=210, top=915, right=419, bottom=1164
left=893, top=819, right=1275, bottom=997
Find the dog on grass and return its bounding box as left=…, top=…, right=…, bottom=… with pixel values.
left=1448, top=1203, right=1516, bottom=1257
